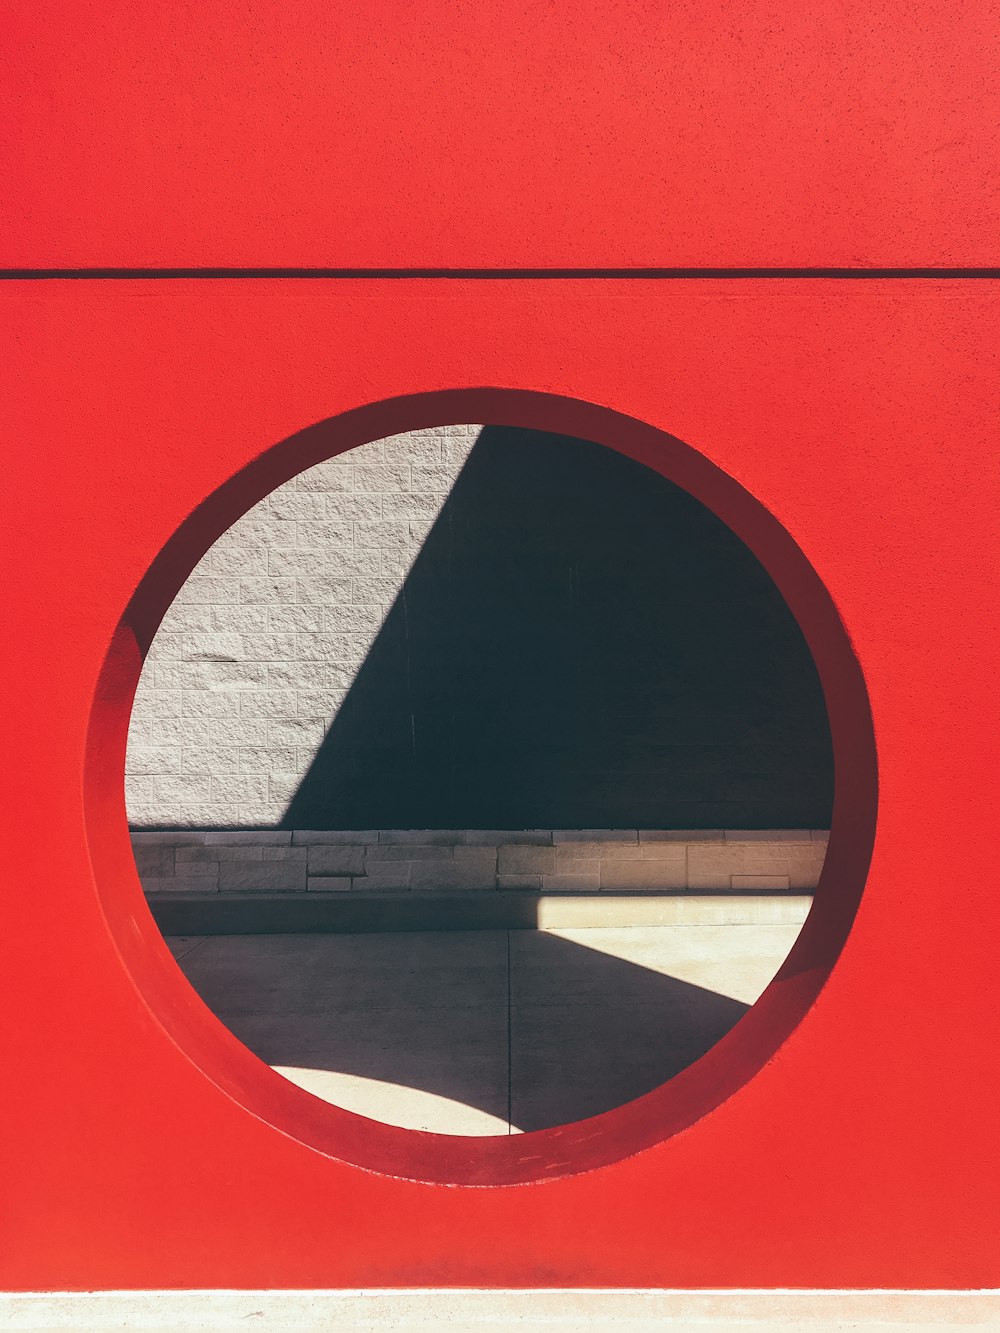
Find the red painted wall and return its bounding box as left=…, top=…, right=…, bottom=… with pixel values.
left=4, top=1, right=999, bottom=268
left=1, top=1, right=998, bottom=1293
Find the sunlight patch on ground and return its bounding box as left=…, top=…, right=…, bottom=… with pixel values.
left=537, top=924, right=805, bottom=1005
left=272, top=1066, right=513, bottom=1136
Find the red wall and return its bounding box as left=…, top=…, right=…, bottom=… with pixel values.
left=5, top=2, right=998, bottom=267
left=2, top=1, right=998, bottom=1291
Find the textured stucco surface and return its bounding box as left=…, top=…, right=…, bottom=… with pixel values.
left=125, top=425, right=833, bottom=831
left=126, top=426, right=481, bottom=826
left=7, top=5, right=999, bottom=267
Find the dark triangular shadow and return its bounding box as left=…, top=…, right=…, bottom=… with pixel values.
left=280, top=426, right=832, bottom=831
left=174, top=929, right=751, bottom=1132
left=507, top=930, right=749, bottom=1130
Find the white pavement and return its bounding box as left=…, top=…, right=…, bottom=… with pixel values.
left=3, top=1288, right=998, bottom=1331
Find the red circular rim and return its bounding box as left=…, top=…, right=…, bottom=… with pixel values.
left=84, top=388, right=877, bottom=1187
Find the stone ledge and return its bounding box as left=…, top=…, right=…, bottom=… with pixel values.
left=133, top=829, right=829, bottom=895
left=148, top=890, right=814, bottom=935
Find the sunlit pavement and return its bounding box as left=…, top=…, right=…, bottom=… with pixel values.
left=169, top=923, right=803, bottom=1134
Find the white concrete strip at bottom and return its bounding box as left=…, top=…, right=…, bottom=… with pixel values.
left=2, top=1288, right=997, bottom=1331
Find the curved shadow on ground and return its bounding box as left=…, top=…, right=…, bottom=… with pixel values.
left=172, top=929, right=751, bottom=1133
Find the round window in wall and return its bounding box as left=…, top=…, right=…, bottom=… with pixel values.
left=91, top=394, right=875, bottom=1185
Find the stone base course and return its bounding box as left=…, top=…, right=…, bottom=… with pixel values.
left=133, top=829, right=829, bottom=896
left=149, top=890, right=815, bottom=936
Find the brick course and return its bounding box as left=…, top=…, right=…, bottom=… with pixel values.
left=132, top=830, right=829, bottom=896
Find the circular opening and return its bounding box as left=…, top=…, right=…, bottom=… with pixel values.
left=86, top=390, right=877, bottom=1186
left=128, top=424, right=834, bottom=1135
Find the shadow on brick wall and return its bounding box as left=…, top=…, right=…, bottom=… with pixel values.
left=281, top=427, right=833, bottom=831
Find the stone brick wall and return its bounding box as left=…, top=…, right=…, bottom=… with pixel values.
left=126, top=426, right=481, bottom=827
left=126, top=424, right=834, bottom=832
left=132, top=829, right=829, bottom=895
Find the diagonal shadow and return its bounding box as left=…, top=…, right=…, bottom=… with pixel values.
left=508, top=931, right=750, bottom=1132
left=281, top=426, right=832, bottom=832
left=174, top=929, right=751, bottom=1133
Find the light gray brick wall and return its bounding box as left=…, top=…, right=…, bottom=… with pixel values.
left=125, top=426, right=482, bottom=827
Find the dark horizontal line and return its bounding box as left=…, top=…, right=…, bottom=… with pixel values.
left=2, top=266, right=999, bottom=280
